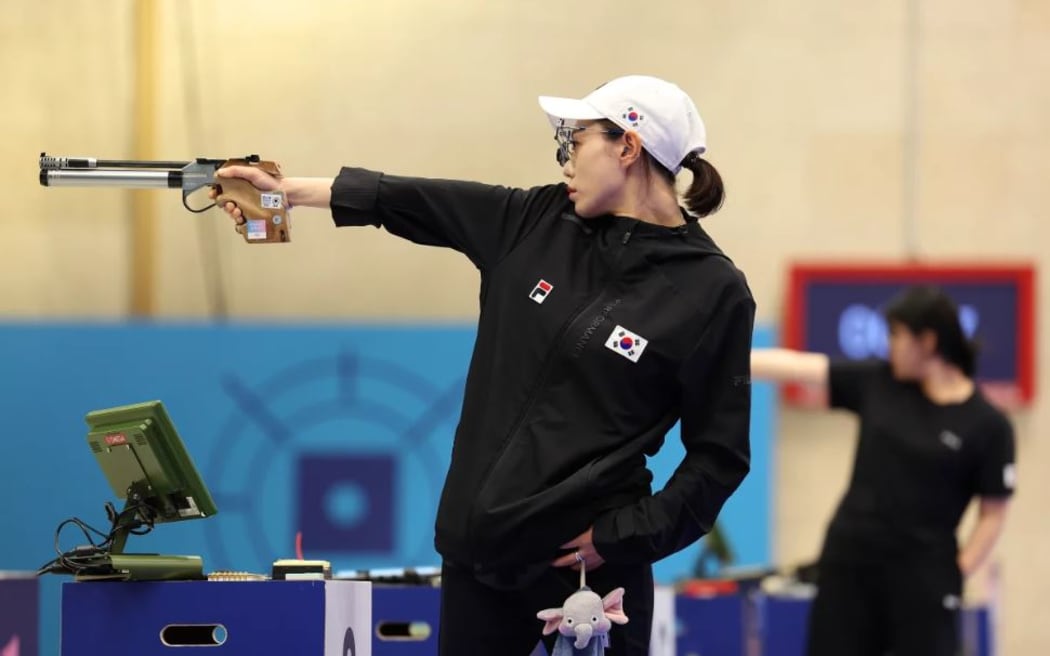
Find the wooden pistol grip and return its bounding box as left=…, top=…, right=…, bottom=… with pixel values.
left=213, top=161, right=291, bottom=244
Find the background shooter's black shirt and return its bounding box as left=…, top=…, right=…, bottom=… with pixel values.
left=823, top=359, right=1016, bottom=563
left=330, top=168, right=755, bottom=583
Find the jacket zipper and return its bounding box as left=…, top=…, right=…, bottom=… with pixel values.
left=465, top=222, right=636, bottom=558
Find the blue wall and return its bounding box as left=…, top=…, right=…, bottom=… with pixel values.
left=0, top=321, right=774, bottom=655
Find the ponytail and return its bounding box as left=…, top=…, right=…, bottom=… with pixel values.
left=680, top=152, right=725, bottom=218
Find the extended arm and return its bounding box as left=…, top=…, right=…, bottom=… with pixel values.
left=750, top=348, right=829, bottom=385
left=216, top=166, right=561, bottom=270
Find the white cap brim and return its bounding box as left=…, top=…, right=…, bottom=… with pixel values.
left=538, top=95, right=605, bottom=128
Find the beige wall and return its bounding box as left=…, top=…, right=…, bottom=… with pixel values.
left=5, top=1, right=1049, bottom=652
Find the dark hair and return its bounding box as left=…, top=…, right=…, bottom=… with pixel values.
left=679, top=152, right=725, bottom=218
left=883, top=285, right=979, bottom=376
left=597, top=120, right=725, bottom=218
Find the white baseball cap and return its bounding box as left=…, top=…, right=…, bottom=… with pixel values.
left=538, top=75, right=707, bottom=174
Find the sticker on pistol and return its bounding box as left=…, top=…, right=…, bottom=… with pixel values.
left=260, top=193, right=284, bottom=209
left=246, top=219, right=267, bottom=240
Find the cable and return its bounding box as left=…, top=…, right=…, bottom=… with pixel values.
left=38, top=516, right=110, bottom=576
left=38, top=499, right=158, bottom=576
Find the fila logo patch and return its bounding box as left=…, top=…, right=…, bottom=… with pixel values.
left=529, top=279, right=553, bottom=304
left=606, top=325, right=648, bottom=363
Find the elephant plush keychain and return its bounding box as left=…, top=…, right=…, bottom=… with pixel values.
left=536, top=560, right=629, bottom=655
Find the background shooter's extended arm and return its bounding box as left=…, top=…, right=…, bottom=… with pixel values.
left=39, top=153, right=290, bottom=243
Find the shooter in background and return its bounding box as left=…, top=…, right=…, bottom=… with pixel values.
left=752, top=285, right=1015, bottom=656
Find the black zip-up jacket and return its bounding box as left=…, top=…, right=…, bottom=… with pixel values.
left=331, top=168, right=754, bottom=587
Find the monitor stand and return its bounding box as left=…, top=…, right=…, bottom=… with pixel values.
left=72, top=502, right=205, bottom=582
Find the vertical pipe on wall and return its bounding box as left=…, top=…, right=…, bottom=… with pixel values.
left=902, top=0, right=921, bottom=259
left=129, top=0, right=158, bottom=316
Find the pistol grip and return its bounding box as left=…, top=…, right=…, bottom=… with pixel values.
left=213, top=161, right=290, bottom=243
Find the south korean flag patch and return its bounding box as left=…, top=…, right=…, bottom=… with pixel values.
left=606, top=325, right=648, bottom=363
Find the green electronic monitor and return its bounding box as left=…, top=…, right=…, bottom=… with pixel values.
left=73, top=400, right=217, bottom=579
left=85, top=400, right=216, bottom=546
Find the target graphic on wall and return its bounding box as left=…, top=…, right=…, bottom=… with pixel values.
left=203, top=348, right=465, bottom=573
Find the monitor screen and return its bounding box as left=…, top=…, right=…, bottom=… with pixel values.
left=783, top=263, right=1035, bottom=408
left=85, top=400, right=217, bottom=526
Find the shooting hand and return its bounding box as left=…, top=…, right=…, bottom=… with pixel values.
left=209, top=165, right=283, bottom=224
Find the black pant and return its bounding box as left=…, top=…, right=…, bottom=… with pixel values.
left=438, top=560, right=654, bottom=655
left=806, top=557, right=962, bottom=656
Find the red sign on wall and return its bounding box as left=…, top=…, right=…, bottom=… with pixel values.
left=782, top=262, right=1036, bottom=409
